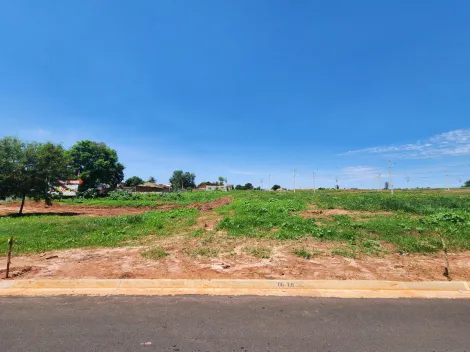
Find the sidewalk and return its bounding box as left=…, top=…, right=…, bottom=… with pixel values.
left=1, top=279, right=470, bottom=298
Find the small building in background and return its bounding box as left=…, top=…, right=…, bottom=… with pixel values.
left=52, top=180, right=82, bottom=197
left=201, top=184, right=234, bottom=192
left=135, top=182, right=172, bottom=193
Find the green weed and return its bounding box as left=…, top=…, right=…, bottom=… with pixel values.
left=194, top=247, right=219, bottom=257
left=293, top=247, right=319, bottom=259
left=246, top=246, right=272, bottom=259
left=332, top=247, right=356, bottom=258
left=141, top=246, right=168, bottom=260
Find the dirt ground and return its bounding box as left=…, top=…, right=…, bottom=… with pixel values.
left=0, top=197, right=233, bottom=217
left=2, top=236, right=469, bottom=281
left=298, top=203, right=396, bottom=221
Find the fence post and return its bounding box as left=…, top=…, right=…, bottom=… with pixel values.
left=5, top=236, right=13, bottom=279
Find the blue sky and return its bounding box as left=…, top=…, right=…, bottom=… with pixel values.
left=1, top=1, right=469, bottom=189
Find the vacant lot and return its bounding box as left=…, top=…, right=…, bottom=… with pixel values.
left=1, top=190, right=470, bottom=281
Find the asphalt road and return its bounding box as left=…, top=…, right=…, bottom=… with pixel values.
left=0, top=296, right=469, bottom=352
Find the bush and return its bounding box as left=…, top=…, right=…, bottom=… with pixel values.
left=108, top=190, right=140, bottom=201
left=79, top=188, right=99, bottom=199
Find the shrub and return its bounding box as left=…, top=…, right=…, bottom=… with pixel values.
left=108, top=190, right=140, bottom=201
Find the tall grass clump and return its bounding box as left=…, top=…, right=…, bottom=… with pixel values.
left=0, top=209, right=197, bottom=255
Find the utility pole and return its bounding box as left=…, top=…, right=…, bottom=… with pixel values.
left=293, top=170, right=297, bottom=193
left=388, top=160, right=394, bottom=195
left=335, top=176, right=339, bottom=190
left=377, top=173, right=381, bottom=192
left=312, top=172, right=316, bottom=193
left=268, top=174, right=271, bottom=190
left=446, top=172, right=449, bottom=191
left=260, top=179, right=263, bottom=190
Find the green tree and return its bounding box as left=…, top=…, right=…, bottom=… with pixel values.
left=148, top=176, right=156, bottom=183
left=464, top=180, right=470, bottom=188
left=235, top=184, right=245, bottom=190
left=218, top=176, right=227, bottom=185
left=124, top=176, right=144, bottom=187
left=69, top=140, right=124, bottom=192
left=384, top=181, right=390, bottom=190
left=271, top=184, right=281, bottom=190
left=244, top=183, right=254, bottom=190
left=0, top=137, right=70, bottom=214
left=169, top=170, right=196, bottom=190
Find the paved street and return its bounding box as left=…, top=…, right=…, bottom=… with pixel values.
left=1, top=296, right=469, bottom=351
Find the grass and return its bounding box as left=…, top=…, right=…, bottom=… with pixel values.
left=60, top=191, right=228, bottom=207
left=245, top=246, right=272, bottom=259
left=215, top=190, right=470, bottom=253
left=141, top=246, right=168, bottom=260
left=193, top=247, right=219, bottom=257
left=332, top=247, right=357, bottom=258
left=0, top=209, right=197, bottom=255
left=311, top=191, right=470, bottom=215
left=1, top=189, right=470, bottom=256
left=293, top=247, right=320, bottom=259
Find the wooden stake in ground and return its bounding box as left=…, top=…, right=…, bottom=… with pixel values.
left=5, top=236, right=13, bottom=279
left=440, top=235, right=451, bottom=281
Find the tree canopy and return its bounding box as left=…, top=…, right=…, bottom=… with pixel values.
left=169, top=170, right=196, bottom=190
left=69, top=140, right=124, bottom=192
left=148, top=176, right=156, bottom=183
left=464, top=180, right=470, bottom=188
left=234, top=183, right=254, bottom=190
left=125, top=176, right=144, bottom=187
left=0, top=136, right=70, bottom=214
left=271, top=184, right=281, bottom=190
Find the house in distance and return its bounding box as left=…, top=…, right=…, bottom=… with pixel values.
left=197, top=182, right=234, bottom=192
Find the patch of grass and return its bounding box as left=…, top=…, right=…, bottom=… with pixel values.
left=332, top=247, right=356, bottom=258
left=358, top=238, right=382, bottom=256
left=62, top=191, right=229, bottom=207
left=293, top=247, right=319, bottom=259
left=0, top=209, right=198, bottom=255
left=245, top=246, right=272, bottom=259
left=194, top=247, right=219, bottom=257
left=217, top=193, right=331, bottom=240
left=192, top=228, right=205, bottom=237
left=312, top=192, right=470, bottom=215
left=141, top=246, right=168, bottom=260
left=356, top=215, right=443, bottom=253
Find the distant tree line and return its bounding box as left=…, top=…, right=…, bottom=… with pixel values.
left=235, top=183, right=254, bottom=190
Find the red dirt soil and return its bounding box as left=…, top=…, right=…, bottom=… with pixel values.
left=0, top=197, right=233, bottom=217
left=2, top=242, right=469, bottom=282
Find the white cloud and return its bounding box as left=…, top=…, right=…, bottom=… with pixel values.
left=341, top=129, right=470, bottom=159
left=341, top=166, right=381, bottom=181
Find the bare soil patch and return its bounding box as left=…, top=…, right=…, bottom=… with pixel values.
left=0, top=201, right=156, bottom=217
left=300, top=204, right=394, bottom=221
left=0, top=197, right=232, bottom=217
left=2, top=236, right=468, bottom=281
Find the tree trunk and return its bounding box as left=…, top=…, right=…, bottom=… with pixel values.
left=19, top=193, right=26, bottom=215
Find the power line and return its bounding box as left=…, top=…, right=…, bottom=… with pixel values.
left=293, top=169, right=297, bottom=193
left=388, top=160, right=394, bottom=195
left=313, top=172, right=316, bottom=193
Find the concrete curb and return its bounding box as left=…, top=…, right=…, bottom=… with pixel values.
left=1, top=279, right=469, bottom=298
